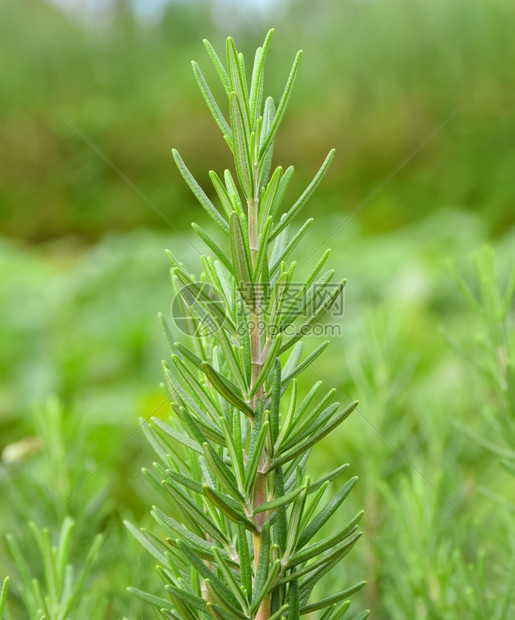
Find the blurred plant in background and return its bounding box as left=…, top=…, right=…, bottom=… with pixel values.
left=0, top=397, right=155, bottom=618
left=1, top=0, right=515, bottom=240
left=449, top=246, right=515, bottom=475
left=6, top=518, right=103, bottom=620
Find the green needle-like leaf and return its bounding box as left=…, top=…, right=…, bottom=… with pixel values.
left=285, top=479, right=309, bottom=556
left=244, top=420, right=270, bottom=495
left=177, top=541, right=242, bottom=612
left=203, top=485, right=257, bottom=532
left=249, top=335, right=282, bottom=399
left=237, top=521, right=252, bottom=598
left=279, top=401, right=339, bottom=453
left=236, top=299, right=252, bottom=380
left=253, top=215, right=273, bottom=281
left=229, top=93, right=254, bottom=199
left=203, top=38, right=231, bottom=94
left=300, top=581, right=367, bottom=614
left=270, top=218, right=313, bottom=276
left=249, top=29, right=274, bottom=125
left=173, top=268, right=235, bottom=333
left=282, top=532, right=363, bottom=585
left=281, top=341, right=330, bottom=389
left=128, top=588, right=175, bottom=612
left=191, top=60, right=233, bottom=147
left=288, top=570, right=300, bottom=618
left=163, top=479, right=228, bottom=545
left=205, top=579, right=248, bottom=619
left=271, top=149, right=335, bottom=240
left=202, top=442, right=244, bottom=501
left=192, top=223, right=233, bottom=273
left=253, top=484, right=305, bottom=514
left=328, top=601, right=351, bottom=620
left=269, top=358, right=282, bottom=443
left=219, top=416, right=245, bottom=491
left=230, top=211, right=254, bottom=304
left=166, top=585, right=208, bottom=613
left=270, top=165, right=295, bottom=222
left=259, top=50, right=303, bottom=160
left=348, top=611, right=371, bottom=620
left=298, top=476, right=359, bottom=549
left=309, top=464, right=351, bottom=494
left=202, top=362, right=254, bottom=418
left=209, top=170, right=236, bottom=219
left=252, top=522, right=271, bottom=600
left=224, top=169, right=244, bottom=215
left=259, top=166, right=283, bottom=227
left=124, top=522, right=168, bottom=565
left=226, top=37, right=251, bottom=131
left=269, top=604, right=290, bottom=619
left=279, top=280, right=346, bottom=354
left=172, top=149, right=229, bottom=233
left=251, top=559, right=281, bottom=615
left=271, top=402, right=358, bottom=471
left=0, top=577, right=9, bottom=619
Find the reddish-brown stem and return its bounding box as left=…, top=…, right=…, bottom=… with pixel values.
left=248, top=188, right=271, bottom=619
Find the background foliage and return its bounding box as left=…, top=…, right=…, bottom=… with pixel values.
left=1, top=0, right=514, bottom=618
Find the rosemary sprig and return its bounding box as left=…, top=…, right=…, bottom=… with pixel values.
left=128, top=30, right=368, bottom=620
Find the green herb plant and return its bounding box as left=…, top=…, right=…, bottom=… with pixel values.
left=449, top=245, right=515, bottom=473
left=5, top=519, right=103, bottom=620
left=0, top=399, right=113, bottom=619
left=127, top=30, right=368, bottom=619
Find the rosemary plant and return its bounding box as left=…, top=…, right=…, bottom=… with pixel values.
left=5, top=519, right=103, bottom=620
left=450, top=246, right=515, bottom=468
left=128, top=31, right=368, bottom=619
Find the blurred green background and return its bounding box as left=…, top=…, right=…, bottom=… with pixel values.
left=1, top=0, right=514, bottom=618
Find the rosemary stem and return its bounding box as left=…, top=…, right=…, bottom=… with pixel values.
left=248, top=188, right=271, bottom=619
